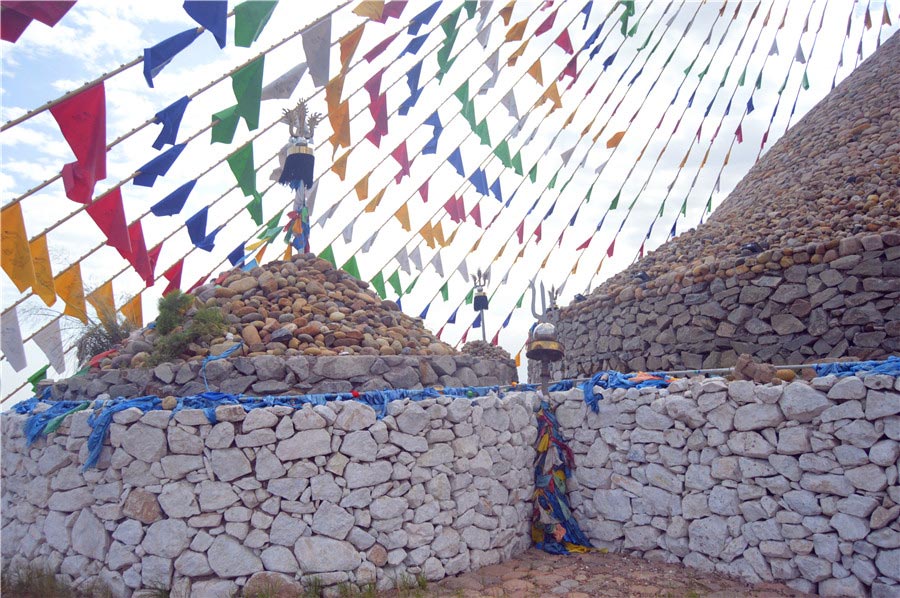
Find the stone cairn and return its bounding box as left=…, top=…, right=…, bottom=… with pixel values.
left=545, top=31, right=900, bottom=379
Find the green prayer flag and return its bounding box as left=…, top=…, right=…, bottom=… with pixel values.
left=387, top=270, right=402, bottom=295
left=516, top=292, right=524, bottom=308
left=461, top=100, right=477, bottom=128
left=755, top=72, right=762, bottom=89
left=658, top=202, right=665, bottom=217
left=621, top=0, right=635, bottom=16
left=474, top=119, right=490, bottom=146
left=437, top=8, right=461, bottom=79
left=511, top=152, right=524, bottom=175
left=680, top=198, right=687, bottom=216
left=663, top=47, right=677, bottom=68
left=228, top=142, right=257, bottom=197
left=560, top=176, right=571, bottom=193
left=586, top=183, right=594, bottom=203
left=465, top=289, right=474, bottom=305
left=801, top=71, right=809, bottom=90
left=341, top=256, right=360, bottom=280
left=719, top=66, right=730, bottom=87
left=610, top=191, right=620, bottom=210
left=528, top=164, right=537, bottom=183
left=638, top=33, right=651, bottom=51
left=548, top=170, right=558, bottom=189
left=440, top=282, right=449, bottom=301
left=454, top=81, right=469, bottom=106
left=232, top=56, right=265, bottom=130
left=234, top=0, right=277, bottom=47
left=493, top=140, right=511, bottom=167
left=778, top=75, right=787, bottom=94
left=75, top=365, right=90, bottom=377
left=628, top=196, right=638, bottom=210
left=738, top=66, right=746, bottom=86
left=464, top=0, right=477, bottom=19
left=28, top=364, right=50, bottom=392
left=697, top=64, right=709, bottom=80
left=405, top=275, right=419, bottom=294
left=259, top=209, right=284, bottom=239
left=212, top=105, right=240, bottom=144
left=682, top=57, right=696, bottom=75
left=246, top=192, right=263, bottom=225
left=371, top=272, right=386, bottom=299
left=627, top=21, right=639, bottom=37
left=318, top=244, right=336, bottom=268
left=705, top=195, right=713, bottom=212
left=619, top=11, right=628, bottom=35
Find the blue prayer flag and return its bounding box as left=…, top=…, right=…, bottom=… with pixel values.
left=448, top=148, right=465, bottom=176
left=490, top=177, right=502, bottom=202
left=186, top=206, right=209, bottom=246
left=569, top=206, right=580, bottom=226
left=241, top=258, right=258, bottom=271
left=408, top=1, right=441, bottom=35
left=400, top=33, right=428, bottom=58
left=583, top=23, right=602, bottom=51
left=143, top=28, right=202, bottom=88
left=581, top=1, right=593, bottom=28
left=502, top=312, right=512, bottom=328
left=704, top=99, right=713, bottom=117
left=687, top=90, right=695, bottom=108
left=747, top=96, right=755, bottom=113
left=153, top=96, right=190, bottom=150
left=396, top=297, right=402, bottom=311
left=227, top=243, right=245, bottom=266
left=544, top=200, right=556, bottom=219
left=473, top=313, right=482, bottom=328
left=184, top=0, right=227, bottom=48
left=197, top=225, right=223, bottom=252
left=151, top=179, right=196, bottom=217
left=419, top=303, right=430, bottom=319
left=628, top=67, right=643, bottom=86
left=725, top=98, right=732, bottom=116
left=669, top=221, right=677, bottom=239
left=470, top=168, right=488, bottom=195
left=602, top=50, right=617, bottom=69
left=423, top=111, right=442, bottom=154
left=448, top=307, right=458, bottom=324
left=134, top=143, right=186, bottom=187
left=398, top=60, right=423, bottom=116
left=505, top=190, right=516, bottom=208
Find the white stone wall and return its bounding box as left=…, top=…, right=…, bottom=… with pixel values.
left=1, top=393, right=536, bottom=597
left=553, top=374, right=900, bottom=598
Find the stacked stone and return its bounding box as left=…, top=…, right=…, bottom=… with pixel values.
left=48, top=354, right=518, bottom=401
left=110, top=253, right=454, bottom=370
left=461, top=341, right=513, bottom=363
left=553, top=374, right=900, bottom=598
left=0, top=393, right=536, bottom=597
left=549, top=32, right=900, bottom=376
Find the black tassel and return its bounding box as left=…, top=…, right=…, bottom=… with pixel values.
left=279, top=152, right=314, bottom=190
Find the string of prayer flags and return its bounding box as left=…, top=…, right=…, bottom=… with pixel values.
left=144, top=28, right=202, bottom=87
left=86, top=188, right=131, bottom=257
left=409, top=1, right=441, bottom=35
left=262, top=62, right=307, bottom=101
left=184, top=0, right=227, bottom=48
left=54, top=262, right=88, bottom=323
left=302, top=15, right=331, bottom=86
left=1, top=201, right=35, bottom=292
left=153, top=96, right=190, bottom=149
left=1, top=308, right=26, bottom=371
left=29, top=234, right=55, bottom=307
left=134, top=143, right=185, bottom=187
left=234, top=0, right=277, bottom=47
left=34, top=318, right=66, bottom=374
left=162, top=259, right=184, bottom=296
left=49, top=82, right=106, bottom=204
left=152, top=180, right=197, bottom=217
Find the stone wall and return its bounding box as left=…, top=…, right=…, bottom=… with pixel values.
left=46, top=354, right=518, bottom=402
left=1, top=392, right=535, bottom=597
left=540, top=230, right=899, bottom=381
left=552, top=374, right=900, bottom=597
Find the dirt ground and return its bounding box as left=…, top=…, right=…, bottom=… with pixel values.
left=382, top=549, right=812, bottom=598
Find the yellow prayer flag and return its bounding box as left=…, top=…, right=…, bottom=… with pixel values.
left=420, top=222, right=435, bottom=248
left=365, top=187, right=385, bottom=213
left=514, top=350, right=521, bottom=368
left=724, top=148, right=731, bottom=166
left=700, top=148, right=710, bottom=168
left=678, top=150, right=689, bottom=169
left=505, top=18, right=528, bottom=43
left=325, top=74, right=345, bottom=116
left=494, top=241, right=507, bottom=260
left=445, top=229, right=458, bottom=246
left=471, top=238, right=481, bottom=252
left=328, top=100, right=351, bottom=151
left=499, top=0, right=514, bottom=25
left=515, top=248, right=524, bottom=262
left=540, top=255, right=549, bottom=268
left=433, top=222, right=447, bottom=247
left=394, top=203, right=411, bottom=231
left=246, top=239, right=266, bottom=251
left=571, top=258, right=579, bottom=275
left=29, top=234, right=56, bottom=307
left=539, top=82, right=562, bottom=113
left=606, top=131, right=626, bottom=148
left=283, top=244, right=293, bottom=261
left=883, top=4, right=892, bottom=25
left=120, top=294, right=143, bottom=328
left=563, top=108, right=577, bottom=129
left=864, top=6, right=872, bottom=29
left=355, top=173, right=370, bottom=200
left=507, top=41, right=528, bottom=66
left=256, top=245, right=267, bottom=264
left=352, top=0, right=383, bottom=20
left=581, top=116, right=596, bottom=137
left=1, top=202, right=35, bottom=292
left=527, top=59, right=543, bottom=85
left=87, top=280, right=115, bottom=318
left=332, top=149, right=351, bottom=181
left=54, top=262, right=87, bottom=323
left=340, top=24, right=365, bottom=71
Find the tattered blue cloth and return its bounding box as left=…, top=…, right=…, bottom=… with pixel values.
left=134, top=143, right=186, bottom=187
left=186, top=205, right=209, bottom=246
left=153, top=96, right=191, bottom=150
left=581, top=371, right=673, bottom=413
left=407, top=1, right=440, bottom=35
left=144, top=28, right=202, bottom=88
left=151, top=179, right=196, bottom=217
left=278, top=152, right=314, bottom=190
left=814, top=356, right=900, bottom=378
left=183, top=0, right=227, bottom=49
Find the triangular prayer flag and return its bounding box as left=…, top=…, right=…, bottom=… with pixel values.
left=364, top=31, right=399, bottom=62
left=511, top=152, right=523, bottom=175
left=231, top=56, right=265, bottom=130
left=400, top=33, right=429, bottom=57
left=419, top=180, right=429, bottom=203
left=86, top=188, right=131, bottom=257
left=440, top=282, right=449, bottom=301
left=228, top=142, right=257, bottom=197
left=607, top=239, right=615, bottom=257
left=86, top=280, right=115, bottom=316
left=354, top=173, right=370, bottom=200
left=419, top=303, right=430, bottom=319
left=262, top=62, right=307, bottom=101
left=318, top=244, right=337, bottom=268
left=246, top=192, right=263, bottom=225
left=302, top=15, right=332, bottom=86
left=123, top=220, right=153, bottom=286
left=539, top=81, right=562, bottom=112
left=448, top=306, right=458, bottom=323
left=409, top=246, right=422, bottom=270
left=0, top=201, right=35, bottom=292
left=470, top=169, right=489, bottom=195
left=341, top=256, right=361, bottom=280
left=365, top=188, right=385, bottom=213
left=162, top=259, right=183, bottom=296
left=49, top=82, right=106, bottom=203
left=153, top=96, right=190, bottom=150
left=184, top=0, right=227, bottom=48
left=186, top=206, right=209, bottom=247
left=795, top=42, right=806, bottom=64
left=353, top=0, right=382, bottom=19
left=1, top=308, right=26, bottom=371
left=340, top=24, right=365, bottom=71
left=431, top=253, right=443, bottom=277
left=516, top=220, right=524, bottom=243
left=134, top=143, right=185, bottom=187
left=332, top=149, right=351, bottom=180
left=234, top=0, right=277, bottom=47
left=120, top=294, right=143, bottom=329
left=408, top=1, right=441, bottom=34
left=448, top=147, right=465, bottom=176
left=392, top=141, right=412, bottom=183
left=528, top=164, right=537, bottom=183
left=1, top=1, right=74, bottom=44
left=144, top=28, right=201, bottom=87
left=34, top=318, right=66, bottom=374
left=211, top=104, right=240, bottom=144
left=371, top=271, right=387, bottom=299
left=28, top=234, right=55, bottom=307
left=607, top=131, right=625, bottom=148
left=227, top=243, right=246, bottom=267
left=527, top=59, right=543, bottom=85
left=469, top=204, right=482, bottom=227
left=534, top=222, right=542, bottom=243
left=505, top=18, right=528, bottom=42
left=801, top=71, right=809, bottom=90
left=54, top=262, right=88, bottom=323
left=490, top=177, right=503, bottom=202
left=555, top=29, right=573, bottom=54
left=474, top=119, right=491, bottom=146
left=387, top=270, right=402, bottom=295
left=394, top=203, right=411, bottom=231
left=420, top=222, right=435, bottom=248
left=405, top=275, right=419, bottom=294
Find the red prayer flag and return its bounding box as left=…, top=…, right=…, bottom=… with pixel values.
left=516, top=220, right=524, bottom=243
left=391, top=141, right=411, bottom=183
left=121, top=220, right=152, bottom=285
left=148, top=244, right=162, bottom=284
left=560, top=56, right=578, bottom=82
left=491, top=330, right=499, bottom=346
left=735, top=124, right=743, bottom=143
left=364, top=68, right=385, bottom=102
left=554, top=30, right=573, bottom=54
left=576, top=237, right=591, bottom=250
left=162, top=259, right=183, bottom=295
left=370, top=93, right=388, bottom=134
left=49, top=83, right=107, bottom=204
left=419, top=180, right=429, bottom=203
left=639, top=241, right=645, bottom=258
left=461, top=327, right=468, bottom=344
left=469, top=203, right=481, bottom=227
left=607, top=239, right=615, bottom=257
left=535, top=9, right=557, bottom=35
left=534, top=223, right=542, bottom=243
left=187, top=275, right=207, bottom=294
left=86, top=187, right=131, bottom=257
left=375, top=0, right=405, bottom=22
left=1, top=1, right=74, bottom=42
left=364, top=31, right=400, bottom=62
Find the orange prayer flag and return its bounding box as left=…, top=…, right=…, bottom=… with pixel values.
left=864, top=6, right=872, bottom=29
left=420, top=221, right=435, bottom=248
left=340, top=24, right=365, bottom=71
left=724, top=148, right=731, bottom=166
left=499, top=0, right=514, bottom=25
left=471, top=238, right=480, bottom=252
left=540, top=254, right=549, bottom=268
left=678, top=150, right=689, bottom=169
left=540, top=81, right=562, bottom=112
left=505, top=18, right=528, bottom=43
left=332, top=149, right=351, bottom=181
left=571, top=257, right=579, bottom=275
left=29, top=234, right=56, bottom=307
left=433, top=221, right=447, bottom=247
left=563, top=108, right=577, bottom=128
left=120, top=294, right=143, bottom=328
left=325, top=74, right=345, bottom=115
left=353, top=1, right=383, bottom=20
left=329, top=100, right=351, bottom=151
left=445, top=228, right=458, bottom=246
left=494, top=241, right=507, bottom=260
left=283, top=244, right=293, bottom=261
left=54, top=262, right=87, bottom=323
left=607, top=131, right=626, bottom=148
left=527, top=59, right=543, bottom=85
left=365, top=187, right=385, bottom=213
left=883, top=4, right=892, bottom=25
left=700, top=147, right=710, bottom=168
left=581, top=116, right=596, bottom=137
left=394, top=203, right=411, bottom=231
left=1, top=202, right=35, bottom=292
left=87, top=280, right=115, bottom=317
left=355, top=173, right=370, bottom=200
left=514, top=350, right=521, bottom=367
left=255, top=245, right=267, bottom=264
left=507, top=40, right=528, bottom=66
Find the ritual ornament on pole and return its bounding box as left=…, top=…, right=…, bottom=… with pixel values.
left=472, top=268, right=490, bottom=342
left=527, top=281, right=564, bottom=396
left=277, top=98, right=323, bottom=253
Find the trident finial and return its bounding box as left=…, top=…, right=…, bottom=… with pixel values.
left=281, top=98, right=323, bottom=143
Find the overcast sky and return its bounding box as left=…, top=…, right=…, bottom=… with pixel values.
left=1, top=0, right=897, bottom=405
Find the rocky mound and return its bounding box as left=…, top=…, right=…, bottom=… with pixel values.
left=581, top=31, right=899, bottom=303
left=114, top=253, right=455, bottom=369
left=461, top=340, right=513, bottom=362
